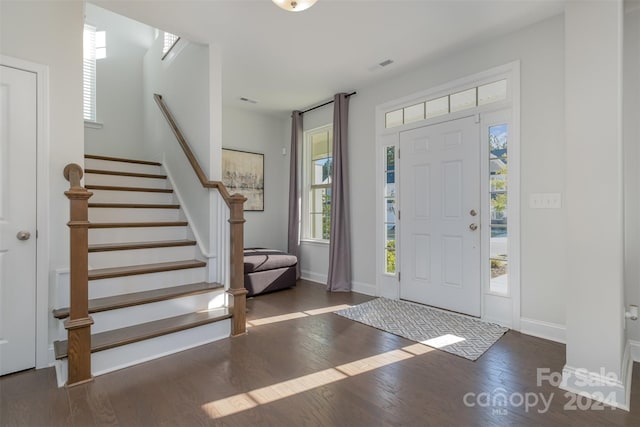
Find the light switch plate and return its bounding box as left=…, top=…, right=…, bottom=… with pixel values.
left=530, top=193, right=562, bottom=209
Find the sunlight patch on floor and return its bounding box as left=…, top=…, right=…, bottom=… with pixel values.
left=201, top=343, right=435, bottom=419
left=247, top=304, right=352, bottom=328
left=420, top=334, right=465, bottom=348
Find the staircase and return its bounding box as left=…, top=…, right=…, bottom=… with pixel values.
left=53, top=154, right=233, bottom=386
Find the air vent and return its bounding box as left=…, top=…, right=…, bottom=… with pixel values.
left=239, top=97, right=258, bottom=104
left=368, top=59, right=395, bottom=72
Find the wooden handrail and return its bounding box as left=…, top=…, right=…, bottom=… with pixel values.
left=153, top=94, right=235, bottom=205
left=63, top=163, right=94, bottom=386
left=153, top=93, right=247, bottom=336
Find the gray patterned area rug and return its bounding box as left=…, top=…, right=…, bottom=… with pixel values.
left=335, top=298, right=508, bottom=361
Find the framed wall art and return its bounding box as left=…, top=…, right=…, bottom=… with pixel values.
left=221, top=148, right=264, bottom=211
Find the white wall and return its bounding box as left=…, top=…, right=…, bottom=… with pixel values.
left=0, top=0, right=85, bottom=349
left=563, top=0, right=625, bottom=406
left=625, top=5, right=640, bottom=344
left=299, top=15, right=568, bottom=327
left=84, top=4, right=153, bottom=159
left=142, top=35, right=215, bottom=253
left=222, top=106, right=289, bottom=251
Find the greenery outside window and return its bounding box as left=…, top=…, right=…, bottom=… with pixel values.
left=384, top=146, right=396, bottom=274
left=489, top=124, right=508, bottom=294
left=303, top=125, right=333, bottom=241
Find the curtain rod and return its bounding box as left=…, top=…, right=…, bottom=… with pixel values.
left=300, top=91, right=357, bottom=115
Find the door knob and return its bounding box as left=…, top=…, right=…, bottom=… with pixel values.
left=469, top=223, right=478, bottom=231
left=16, top=231, right=31, bottom=241
left=469, top=209, right=477, bottom=217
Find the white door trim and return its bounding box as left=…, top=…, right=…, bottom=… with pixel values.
left=0, top=55, right=50, bottom=369
left=375, top=61, right=520, bottom=329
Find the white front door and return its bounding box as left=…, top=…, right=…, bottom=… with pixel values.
left=0, top=65, right=37, bottom=375
left=399, top=115, right=481, bottom=316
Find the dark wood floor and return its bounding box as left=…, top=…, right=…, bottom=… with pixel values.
left=2, top=280, right=640, bottom=426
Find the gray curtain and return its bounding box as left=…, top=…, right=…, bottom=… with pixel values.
left=287, top=111, right=302, bottom=279
left=327, top=93, right=351, bottom=292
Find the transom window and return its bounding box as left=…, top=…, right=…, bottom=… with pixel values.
left=385, top=79, right=507, bottom=128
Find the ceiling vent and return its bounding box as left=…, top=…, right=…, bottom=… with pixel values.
left=368, top=59, right=394, bottom=72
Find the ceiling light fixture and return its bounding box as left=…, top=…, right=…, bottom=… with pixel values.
left=272, top=0, right=317, bottom=12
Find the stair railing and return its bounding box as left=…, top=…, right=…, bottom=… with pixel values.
left=153, top=93, right=247, bottom=336
left=63, top=163, right=94, bottom=386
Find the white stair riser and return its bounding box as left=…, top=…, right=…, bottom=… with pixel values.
left=89, top=226, right=188, bottom=245
left=55, top=291, right=226, bottom=338
left=55, top=319, right=230, bottom=387
left=89, top=246, right=198, bottom=269
left=91, top=292, right=225, bottom=334
left=89, top=189, right=174, bottom=204
left=85, top=173, right=169, bottom=189
left=89, top=207, right=181, bottom=222
left=87, top=267, right=207, bottom=300
left=85, top=158, right=164, bottom=175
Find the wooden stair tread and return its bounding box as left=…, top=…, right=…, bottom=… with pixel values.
left=85, top=169, right=167, bottom=180
left=89, top=203, right=180, bottom=209
left=53, top=281, right=224, bottom=319
left=53, top=309, right=231, bottom=359
left=88, top=260, right=206, bottom=280
left=88, top=221, right=188, bottom=229
left=88, top=239, right=196, bottom=252
left=85, top=184, right=173, bottom=193
left=85, top=154, right=162, bottom=166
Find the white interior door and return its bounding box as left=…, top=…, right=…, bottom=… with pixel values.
left=399, top=115, right=481, bottom=316
left=0, top=65, right=37, bottom=375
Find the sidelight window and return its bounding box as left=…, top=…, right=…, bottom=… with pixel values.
left=489, top=124, right=508, bottom=294
left=384, top=146, right=396, bottom=274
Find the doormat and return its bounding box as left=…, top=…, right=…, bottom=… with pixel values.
left=335, top=298, right=508, bottom=361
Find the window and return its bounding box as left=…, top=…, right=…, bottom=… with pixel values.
left=384, top=79, right=508, bottom=128
left=303, top=125, right=333, bottom=241
left=489, top=124, right=508, bottom=294
left=384, top=146, right=396, bottom=274
left=83, top=24, right=105, bottom=122
left=162, top=32, right=180, bottom=60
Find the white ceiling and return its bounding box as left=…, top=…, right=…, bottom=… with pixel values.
left=92, top=0, right=565, bottom=115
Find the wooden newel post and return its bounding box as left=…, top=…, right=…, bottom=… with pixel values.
left=63, top=163, right=94, bottom=386
left=227, top=193, right=247, bottom=336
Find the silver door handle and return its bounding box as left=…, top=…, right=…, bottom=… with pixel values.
left=469, top=209, right=477, bottom=217
left=469, top=223, right=478, bottom=231
left=16, top=231, right=31, bottom=241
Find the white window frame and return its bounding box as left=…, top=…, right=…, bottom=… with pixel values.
left=83, top=24, right=97, bottom=123
left=162, top=32, right=181, bottom=60
left=83, top=24, right=104, bottom=128
left=302, top=124, right=333, bottom=243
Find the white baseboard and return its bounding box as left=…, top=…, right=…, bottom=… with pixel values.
left=561, top=361, right=630, bottom=411
left=629, top=339, right=640, bottom=362
left=300, top=271, right=376, bottom=296
left=301, top=270, right=327, bottom=285
left=352, top=280, right=377, bottom=296
left=519, top=317, right=566, bottom=343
